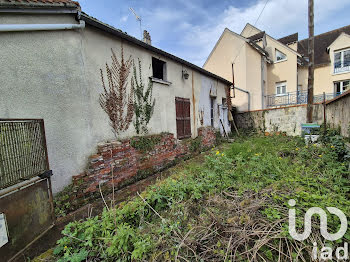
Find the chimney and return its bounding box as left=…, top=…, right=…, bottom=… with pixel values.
left=143, top=30, right=151, bottom=45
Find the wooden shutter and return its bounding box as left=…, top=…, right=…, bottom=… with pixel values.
left=175, top=97, right=191, bottom=139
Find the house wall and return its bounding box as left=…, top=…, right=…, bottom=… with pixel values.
left=0, top=13, right=230, bottom=193
left=240, top=24, right=261, bottom=38
left=298, top=34, right=350, bottom=96
left=298, top=66, right=308, bottom=91
left=265, top=36, right=298, bottom=95
left=204, top=29, right=249, bottom=111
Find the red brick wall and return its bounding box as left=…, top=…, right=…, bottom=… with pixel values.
left=71, top=127, right=216, bottom=199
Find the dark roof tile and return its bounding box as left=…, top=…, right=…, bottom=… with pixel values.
left=247, top=31, right=265, bottom=42
left=0, top=0, right=80, bottom=8
left=298, top=25, right=350, bottom=66
left=278, top=32, right=298, bottom=45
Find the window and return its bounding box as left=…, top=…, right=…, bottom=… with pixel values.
left=175, top=97, right=191, bottom=139
left=334, top=49, right=350, bottom=73
left=210, top=98, right=215, bottom=127
left=152, top=57, right=166, bottom=80
left=222, top=98, right=227, bottom=107
left=334, top=80, right=349, bottom=95
left=275, top=49, right=287, bottom=62
left=276, top=82, right=287, bottom=96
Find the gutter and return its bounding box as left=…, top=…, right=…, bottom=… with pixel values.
left=0, top=20, right=85, bottom=32
left=232, top=86, right=251, bottom=112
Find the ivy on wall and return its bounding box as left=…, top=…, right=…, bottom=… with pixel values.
left=132, top=58, right=155, bottom=135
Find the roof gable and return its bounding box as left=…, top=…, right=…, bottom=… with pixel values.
left=327, top=32, right=350, bottom=50
left=240, top=23, right=262, bottom=38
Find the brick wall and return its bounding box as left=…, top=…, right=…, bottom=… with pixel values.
left=67, top=127, right=217, bottom=207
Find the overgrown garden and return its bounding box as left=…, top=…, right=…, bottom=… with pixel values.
left=53, top=131, right=350, bottom=261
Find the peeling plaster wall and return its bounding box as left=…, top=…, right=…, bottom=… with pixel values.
left=0, top=14, right=230, bottom=193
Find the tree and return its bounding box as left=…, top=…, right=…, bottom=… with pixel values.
left=99, top=46, right=134, bottom=138
left=132, top=58, right=155, bottom=134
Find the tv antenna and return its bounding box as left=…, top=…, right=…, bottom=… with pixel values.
left=129, top=7, right=142, bottom=39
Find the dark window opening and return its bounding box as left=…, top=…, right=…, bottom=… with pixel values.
left=210, top=98, right=215, bottom=127
left=152, top=57, right=166, bottom=80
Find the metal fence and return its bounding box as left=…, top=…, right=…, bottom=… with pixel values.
left=266, top=91, right=341, bottom=108
left=0, top=119, right=49, bottom=189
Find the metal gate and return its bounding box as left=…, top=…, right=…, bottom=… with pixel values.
left=0, top=119, right=54, bottom=261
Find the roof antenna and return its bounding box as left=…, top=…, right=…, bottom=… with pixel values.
left=129, top=7, right=142, bottom=40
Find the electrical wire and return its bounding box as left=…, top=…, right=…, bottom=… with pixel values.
left=232, top=0, right=270, bottom=63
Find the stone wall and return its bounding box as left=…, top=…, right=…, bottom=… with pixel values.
left=64, top=127, right=216, bottom=209
left=235, top=91, right=350, bottom=137
left=235, top=104, right=324, bottom=136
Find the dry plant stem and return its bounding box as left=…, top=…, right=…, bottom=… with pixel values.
left=137, top=191, right=165, bottom=223
left=99, top=182, right=110, bottom=212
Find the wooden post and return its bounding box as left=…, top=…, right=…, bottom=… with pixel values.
left=307, top=0, right=314, bottom=123
left=231, top=63, right=235, bottom=98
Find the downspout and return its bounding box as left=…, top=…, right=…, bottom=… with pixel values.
left=232, top=86, right=251, bottom=112
left=0, top=20, right=85, bottom=32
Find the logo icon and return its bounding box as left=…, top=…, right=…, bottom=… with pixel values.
left=288, top=199, right=347, bottom=241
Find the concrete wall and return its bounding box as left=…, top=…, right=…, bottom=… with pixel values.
left=0, top=13, right=230, bottom=193
left=235, top=105, right=323, bottom=136
left=235, top=91, right=350, bottom=137
left=326, top=91, right=350, bottom=137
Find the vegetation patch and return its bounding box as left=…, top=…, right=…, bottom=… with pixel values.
left=130, top=135, right=161, bottom=153
left=54, top=134, right=349, bottom=261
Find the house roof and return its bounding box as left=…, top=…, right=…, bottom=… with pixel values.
left=80, top=13, right=232, bottom=86
left=278, top=32, right=298, bottom=45
left=298, top=24, right=350, bottom=66
left=248, top=31, right=265, bottom=42
left=0, top=0, right=80, bottom=8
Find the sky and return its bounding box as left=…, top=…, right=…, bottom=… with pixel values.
left=79, top=0, right=350, bottom=66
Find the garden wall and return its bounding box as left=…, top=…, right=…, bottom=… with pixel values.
left=235, top=90, right=350, bottom=137
left=61, top=127, right=216, bottom=210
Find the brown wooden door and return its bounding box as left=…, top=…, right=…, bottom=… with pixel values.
left=175, top=97, right=191, bottom=139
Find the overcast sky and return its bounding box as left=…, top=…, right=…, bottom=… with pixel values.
left=79, top=0, right=350, bottom=66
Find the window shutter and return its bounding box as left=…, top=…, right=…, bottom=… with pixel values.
left=175, top=97, right=191, bottom=139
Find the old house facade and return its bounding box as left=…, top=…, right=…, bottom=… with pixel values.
left=0, top=0, right=231, bottom=192
left=204, top=23, right=350, bottom=111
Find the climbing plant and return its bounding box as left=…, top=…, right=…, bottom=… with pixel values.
left=99, top=46, right=134, bottom=138
left=132, top=58, right=155, bottom=134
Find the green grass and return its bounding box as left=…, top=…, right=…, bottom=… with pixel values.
left=53, top=135, right=350, bottom=261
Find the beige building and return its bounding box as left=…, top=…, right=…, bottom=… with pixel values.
left=0, top=0, right=231, bottom=192
left=204, top=23, right=350, bottom=111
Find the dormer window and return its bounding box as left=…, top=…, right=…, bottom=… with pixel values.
left=334, top=49, right=350, bottom=73
left=275, top=49, right=287, bottom=62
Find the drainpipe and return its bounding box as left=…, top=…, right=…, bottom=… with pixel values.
left=232, top=86, right=251, bottom=112
left=0, top=20, right=85, bottom=32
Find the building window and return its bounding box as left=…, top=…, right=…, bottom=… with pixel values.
left=334, top=49, right=350, bottom=73
left=276, top=82, right=287, bottom=96
left=152, top=57, right=167, bottom=80
left=275, top=49, right=287, bottom=62
left=175, top=97, right=191, bottom=139
left=334, top=80, right=349, bottom=95
left=210, top=97, right=215, bottom=127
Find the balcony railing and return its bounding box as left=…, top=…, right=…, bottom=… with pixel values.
left=266, top=91, right=341, bottom=108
